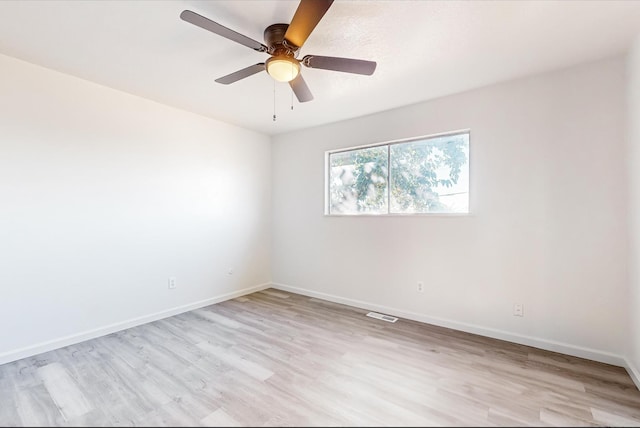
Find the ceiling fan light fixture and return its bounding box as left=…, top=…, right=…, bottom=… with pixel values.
left=180, top=1, right=376, bottom=103
left=266, top=56, right=300, bottom=82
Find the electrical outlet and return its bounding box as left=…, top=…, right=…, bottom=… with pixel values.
left=417, top=281, right=424, bottom=293
left=513, top=303, right=524, bottom=317
left=168, top=277, right=176, bottom=289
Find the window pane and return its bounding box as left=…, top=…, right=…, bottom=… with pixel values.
left=329, top=146, right=388, bottom=214
left=390, top=133, right=469, bottom=213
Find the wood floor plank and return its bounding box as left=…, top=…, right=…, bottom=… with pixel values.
left=591, top=408, right=640, bottom=427
left=14, top=384, right=64, bottom=426
left=1, top=288, right=639, bottom=427
left=200, top=408, right=240, bottom=427
left=37, top=362, right=93, bottom=421
left=195, top=342, right=274, bottom=382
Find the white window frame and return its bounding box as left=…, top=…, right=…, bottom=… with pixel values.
left=324, top=129, right=471, bottom=216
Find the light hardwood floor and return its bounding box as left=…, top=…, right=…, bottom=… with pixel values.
left=1, top=289, right=639, bottom=427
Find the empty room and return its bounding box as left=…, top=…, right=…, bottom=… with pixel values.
left=2, top=0, right=640, bottom=426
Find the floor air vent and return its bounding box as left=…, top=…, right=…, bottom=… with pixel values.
left=366, top=312, right=398, bottom=323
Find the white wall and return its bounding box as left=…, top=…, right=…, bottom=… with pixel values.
left=272, top=57, right=628, bottom=363
left=0, top=50, right=630, bottom=368
left=628, top=36, right=640, bottom=382
left=0, top=53, right=271, bottom=363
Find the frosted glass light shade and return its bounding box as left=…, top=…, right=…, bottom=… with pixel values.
left=266, top=56, right=300, bottom=82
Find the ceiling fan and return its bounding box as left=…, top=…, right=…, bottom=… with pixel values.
left=180, top=0, right=377, bottom=103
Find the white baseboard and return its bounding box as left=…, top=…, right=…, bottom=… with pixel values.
left=0, top=282, right=271, bottom=366
left=271, top=282, right=626, bottom=368
left=623, top=358, right=640, bottom=390
left=6, top=281, right=636, bottom=388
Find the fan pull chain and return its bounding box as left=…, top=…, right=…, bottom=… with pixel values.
left=273, top=80, right=276, bottom=122
left=291, top=62, right=294, bottom=110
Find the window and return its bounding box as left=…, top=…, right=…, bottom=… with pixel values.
left=327, top=131, right=469, bottom=215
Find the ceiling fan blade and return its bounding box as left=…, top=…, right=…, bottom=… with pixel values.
left=289, top=74, right=313, bottom=103
left=180, top=10, right=268, bottom=53
left=284, top=0, right=334, bottom=49
left=302, top=55, right=377, bottom=75
left=215, top=63, right=266, bottom=85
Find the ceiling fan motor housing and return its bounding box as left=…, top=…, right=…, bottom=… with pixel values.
left=264, top=24, right=298, bottom=57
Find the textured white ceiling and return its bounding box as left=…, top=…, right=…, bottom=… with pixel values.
left=0, top=0, right=640, bottom=136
